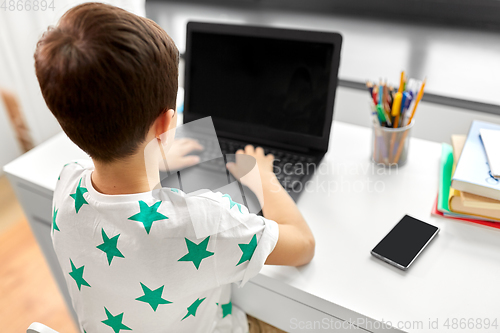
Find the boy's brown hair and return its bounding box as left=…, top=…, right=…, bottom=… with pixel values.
left=34, top=3, right=179, bottom=162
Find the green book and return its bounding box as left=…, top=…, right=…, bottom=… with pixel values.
left=438, top=143, right=454, bottom=213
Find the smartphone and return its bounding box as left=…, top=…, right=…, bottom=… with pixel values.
left=371, top=215, right=439, bottom=270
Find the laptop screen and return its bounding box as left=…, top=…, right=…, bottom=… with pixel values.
left=187, top=31, right=334, bottom=138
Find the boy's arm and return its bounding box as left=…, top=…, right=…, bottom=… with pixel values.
left=227, top=146, right=315, bottom=267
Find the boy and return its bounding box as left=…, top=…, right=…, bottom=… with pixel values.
left=34, top=3, right=315, bottom=332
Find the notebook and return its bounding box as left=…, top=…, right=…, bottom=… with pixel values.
left=437, top=143, right=453, bottom=213
left=448, top=135, right=500, bottom=221
left=452, top=120, right=500, bottom=201
left=432, top=196, right=500, bottom=230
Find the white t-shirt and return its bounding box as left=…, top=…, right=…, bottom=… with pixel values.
left=51, top=161, right=279, bottom=333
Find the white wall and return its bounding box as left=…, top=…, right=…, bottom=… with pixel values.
left=0, top=0, right=145, bottom=175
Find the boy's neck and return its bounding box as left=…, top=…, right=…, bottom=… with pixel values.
left=91, top=153, right=160, bottom=195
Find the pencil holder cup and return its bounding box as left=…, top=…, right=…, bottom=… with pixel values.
left=371, top=121, right=414, bottom=167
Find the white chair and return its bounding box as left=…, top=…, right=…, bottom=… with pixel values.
left=27, top=322, right=60, bottom=333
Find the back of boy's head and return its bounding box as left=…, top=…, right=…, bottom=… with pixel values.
left=34, top=3, right=179, bottom=162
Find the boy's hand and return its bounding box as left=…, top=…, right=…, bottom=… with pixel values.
left=160, top=138, right=203, bottom=172
left=226, top=145, right=277, bottom=191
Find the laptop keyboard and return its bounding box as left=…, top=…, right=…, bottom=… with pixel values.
left=192, top=137, right=316, bottom=191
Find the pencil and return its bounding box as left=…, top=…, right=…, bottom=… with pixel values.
left=407, top=78, right=426, bottom=125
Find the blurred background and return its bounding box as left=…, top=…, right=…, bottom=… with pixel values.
left=1, top=0, right=500, bottom=331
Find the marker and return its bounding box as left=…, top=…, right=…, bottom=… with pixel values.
left=391, top=71, right=405, bottom=127
left=372, top=86, right=379, bottom=105
left=398, top=91, right=411, bottom=127
left=377, top=104, right=392, bottom=127
left=370, top=103, right=388, bottom=163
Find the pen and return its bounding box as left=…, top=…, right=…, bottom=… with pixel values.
left=378, top=81, right=383, bottom=107
left=370, top=103, right=381, bottom=127
left=399, top=91, right=411, bottom=127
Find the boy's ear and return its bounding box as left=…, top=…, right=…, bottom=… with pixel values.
left=155, top=109, right=176, bottom=139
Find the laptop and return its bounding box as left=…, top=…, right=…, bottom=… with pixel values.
left=163, top=22, right=342, bottom=207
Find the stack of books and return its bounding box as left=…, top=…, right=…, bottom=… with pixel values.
left=433, top=120, right=500, bottom=229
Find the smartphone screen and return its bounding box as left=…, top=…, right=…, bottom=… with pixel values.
left=371, top=215, right=439, bottom=270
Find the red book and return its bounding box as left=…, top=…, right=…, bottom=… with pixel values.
left=431, top=195, right=500, bottom=230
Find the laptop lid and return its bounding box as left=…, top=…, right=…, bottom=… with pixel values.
left=184, top=22, right=342, bottom=153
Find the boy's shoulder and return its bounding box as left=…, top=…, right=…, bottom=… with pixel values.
left=57, top=159, right=92, bottom=180
left=55, top=160, right=92, bottom=196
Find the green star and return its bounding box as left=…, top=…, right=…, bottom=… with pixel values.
left=178, top=236, right=214, bottom=270
left=97, top=229, right=125, bottom=265
left=170, top=188, right=179, bottom=193
left=221, top=301, right=232, bottom=318
left=102, top=307, right=132, bottom=333
left=182, top=298, right=206, bottom=321
left=128, top=201, right=168, bottom=234
left=222, top=194, right=242, bottom=213
left=237, top=234, right=258, bottom=266
left=69, top=259, right=91, bottom=290
left=70, top=178, right=88, bottom=213
left=52, top=207, right=60, bottom=233
left=135, top=282, right=172, bottom=311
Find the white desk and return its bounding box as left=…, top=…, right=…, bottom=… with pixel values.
left=5, top=121, right=500, bottom=333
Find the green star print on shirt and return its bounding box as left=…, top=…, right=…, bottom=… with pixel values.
left=128, top=200, right=168, bottom=234
left=102, top=307, right=132, bottom=333
left=69, top=259, right=91, bottom=290
left=178, top=236, right=214, bottom=269
left=70, top=178, right=88, bottom=213
left=135, top=283, right=172, bottom=311
left=221, top=301, right=232, bottom=318
left=96, top=229, right=125, bottom=265
left=182, top=298, right=206, bottom=321
left=52, top=207, right=59, bottom=233
left=222, top=194, right=242, bottom=213
left=237, top=234, right=258, bottom=266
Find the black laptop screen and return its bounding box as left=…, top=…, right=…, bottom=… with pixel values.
left=188, top=31, right=334, bottom=137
